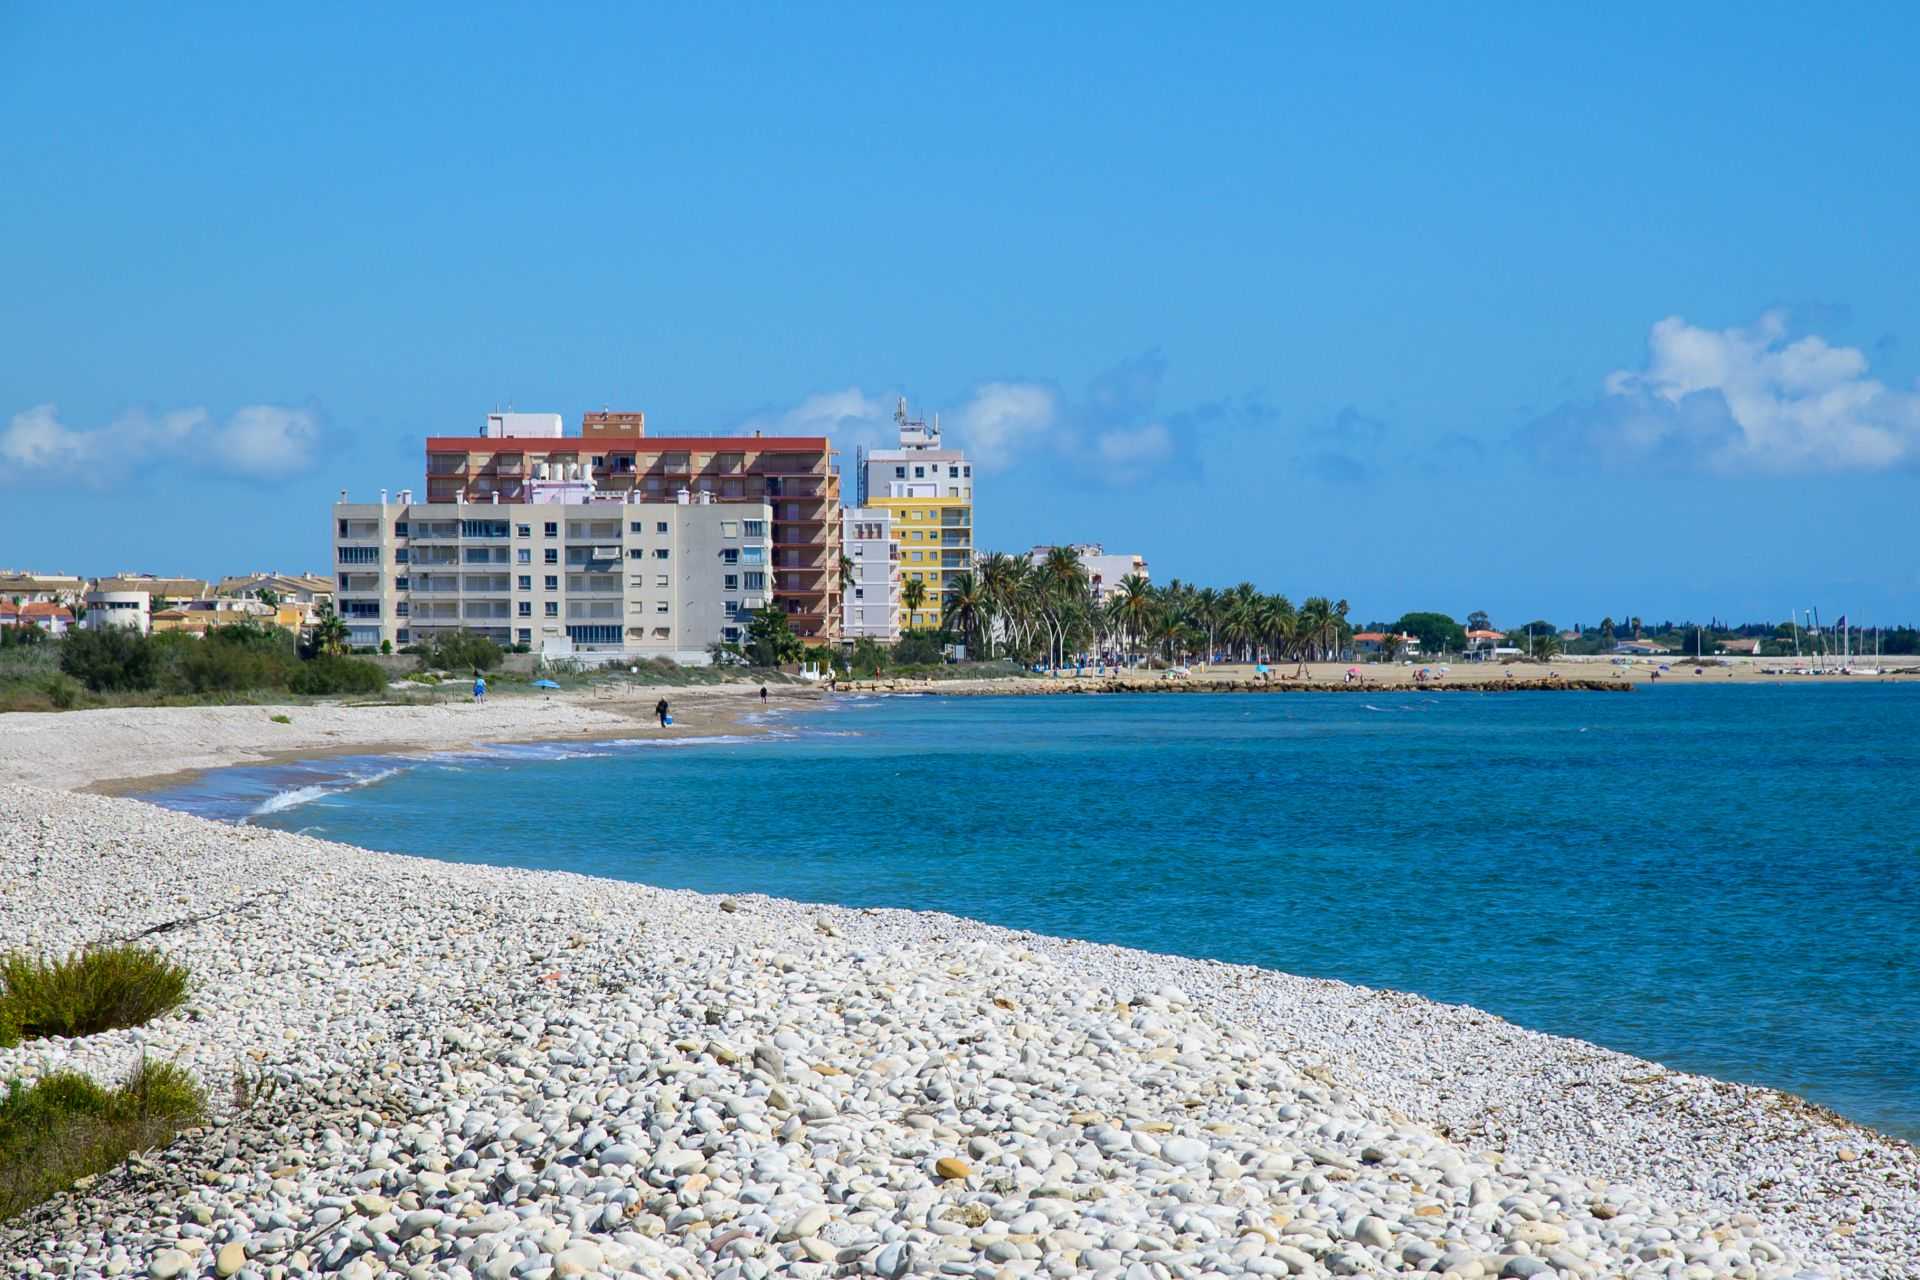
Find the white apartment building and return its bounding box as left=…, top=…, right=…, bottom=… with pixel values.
left=83, top=591, right=152, bottom=634
left=841, top=507, right=900, bottom=642
left=1029, top=543, right=1148, bottom=603
left=332, top=486, right=772, bottom=663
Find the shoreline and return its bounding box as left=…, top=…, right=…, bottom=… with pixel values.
left=2, top=783, right=1912, bottom=1277
left=2, top=696, right=1915, bottom=1276
left=0, top=683, right=824, bottom=796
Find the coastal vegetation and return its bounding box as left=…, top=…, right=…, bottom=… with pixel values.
left=0, top=946, right=191, bottom=1047
left=0, top=1060, right=206, bottom=1221
left=937, top=548, right=1355, bottom=671
left=0, top=623, right=388, bottom=712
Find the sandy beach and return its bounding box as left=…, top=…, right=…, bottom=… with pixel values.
left=1, top=693, right=1914, bottom=1278
left=0, top=684, right=823, bottom=794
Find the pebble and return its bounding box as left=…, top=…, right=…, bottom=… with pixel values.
left=0, top=780, right=1878, bottom=1280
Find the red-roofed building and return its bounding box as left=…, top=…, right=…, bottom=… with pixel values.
left=423, top=415, right=842, bottom=641
left=1351, top=630, right=1420, bottom=658
left=1, top=601, right=75, bottom=636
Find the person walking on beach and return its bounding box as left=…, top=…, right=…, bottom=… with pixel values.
left=759, top=685, right=768, bottom=702
left=654, top=697, right=669, bottom=727
left=472, top=672, right=486, bottom=702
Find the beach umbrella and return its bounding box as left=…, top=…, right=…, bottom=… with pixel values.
left=1347, top=667, right=1360, bottom=675
left=532, top=678, right=561, bottom=689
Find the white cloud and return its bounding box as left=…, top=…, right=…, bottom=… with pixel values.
left=1, top=402, right=321, bottom=481
left=949, top=382, right=1056, bottom=471
left=735, top=387, right=895, bottom=455
left=1549, top=312, right=1920, bottom=471
left=1095, top=423, right=1172, bottom=467
left=216, top=405, right=322, bottom=474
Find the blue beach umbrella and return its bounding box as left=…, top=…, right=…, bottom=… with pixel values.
left=532, top=678, right=561, bottom=689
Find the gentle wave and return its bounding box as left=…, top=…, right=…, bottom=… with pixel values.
left=246, top=767, right=402, bottom=819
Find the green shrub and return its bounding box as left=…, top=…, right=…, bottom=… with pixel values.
left=0, top=947, right=191, bottom=1047
left=892, top=629, right=951, bottom=666
left=43, top=675, right=82, bottom=710
left=58, top=628, right=157, bottom=693
left=289, top=654, right=386, bottom=696
left=268, top=713, right=291, bottom=725
left=416, top=629, right=503, bottom=673
left=0, top=1059, right=206, bottom=1220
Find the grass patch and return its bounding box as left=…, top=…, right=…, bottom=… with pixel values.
left=268, top=713, right=291, bottom=724
left=0, top=1060, right=206, bottom=1221
left=0, top=947, right=191, bottom=1048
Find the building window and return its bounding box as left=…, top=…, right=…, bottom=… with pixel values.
left=516, top=548, right=530, bottom=564
left=516, top=524, right=530, bottom=537
left=655, top=601, right=669, bottom=613
left=720, top=521, right=738, bottom=537
left=566, top=624, right=622, bottom=646
left=544, top=575, right=558, bottom=590
left=724, top=574, right=738, bottom=590
left=394, top=521, right=409, bottom=537
left=743, top=571, right=765, bottom=591
left=914, top=466, right=925, bottom=478
left=395, top=548, right=410, bottom=564
left=544, top=549, right=558, bottom=564
left=518, top=575, right=532, bottom=590
left=743, top=519, right=765, bottom=537
left=893, top=466, right=905, bottom=478
left=854, top=587, right=864, bottom=599
left=653, top=549, right=669, bottom=559
left=396, top=601, right=410, bottom=616
left=337, top=545, right=379, bottom=564
left=544, top=602, right=559, bottom=618
left=544, top=522, right=558, bottom=537
left=630, top=521, right=644, bottom=533
left=656, top=521, right=669, bottom=533
left=517, top=628, right=531, bottom=644
left=517, top=602, right=531, bottom=617
left=629, top=548, right=645, bottom=559
left=655, top=574, right=669, bottom=587
left=722, top=548, right=738, bottom=565
left=723, top=627, right=740, bottom=642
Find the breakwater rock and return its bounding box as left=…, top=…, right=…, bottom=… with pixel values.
left=839, top=676, right=1631, bottom=696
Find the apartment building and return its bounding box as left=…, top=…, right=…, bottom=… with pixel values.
left=423, top=413, right=840, bottom=642
left=0, top=572, right=85, bottom=604
left=857, top=399, right=973, bottom=633
left=841, top=508, right=900, bottom=642
left=331, top=487, right=772, bottom=663
left=1027, top=544, right=1149, bottom=603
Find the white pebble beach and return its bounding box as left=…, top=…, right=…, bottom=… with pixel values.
left=1, top=696, right=1913, bottom=1280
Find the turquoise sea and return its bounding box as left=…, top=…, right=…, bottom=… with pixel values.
left=141, top=685, right=1920, bottom=1141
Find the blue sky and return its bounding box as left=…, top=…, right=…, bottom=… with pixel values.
left=4, top=5, right=1918, bottom=626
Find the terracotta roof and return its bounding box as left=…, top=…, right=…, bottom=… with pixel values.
left=1465, top=629, right=1506, bottom=640
left=19, top=602, right=72, bottom=620
left=425, top=435, right=831, bottom=454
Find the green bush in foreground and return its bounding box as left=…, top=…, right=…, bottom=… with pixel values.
left=0, top=1060, right=206, bottom=1221
left=0, top=947, right=191, bottom=1048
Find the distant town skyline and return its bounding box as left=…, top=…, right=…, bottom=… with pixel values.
left=4, top=6, right=1918, bottom=623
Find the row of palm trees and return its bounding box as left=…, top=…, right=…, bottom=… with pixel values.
left=931, top=547, right=1352, bottom=671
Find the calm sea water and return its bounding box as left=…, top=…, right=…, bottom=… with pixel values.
left=141, top=685, right=1920, bottom=1140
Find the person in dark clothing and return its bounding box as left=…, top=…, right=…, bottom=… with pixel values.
left=759, top=685, right=768, bottom=701
left=654, top=698, right=669, bottom=727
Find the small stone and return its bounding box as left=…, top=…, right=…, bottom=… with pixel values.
left=1159, top=1137, right=1207, bottom=1166
left=149, top=1252, right=192, bottom=1280
left=875, top=1241, right=912, bottom=1278
left=1352, top=1216, right=1393, bottom=1249
left=215, top=1243, right=246, bottom=1277
left=352, top=1193, right=391, bottom=1216
left=934, top=1156, right=972, bottom=1180
left=1836, top=1147, right=1860, bottom=1162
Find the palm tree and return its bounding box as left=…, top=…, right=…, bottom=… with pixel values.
left=943, top=572, right=988, bottom=658
left=902, top=577, right=928, bottom=629
left=1112, top=575, right=1156, bottom=666
left=1533, top=631, right=1564, bottom=661
left=311, top=604, right=349, bottom=656
left=1192, top=587, right=1221, bottom=667
left=1381, top=632, right=1406, bottom=663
